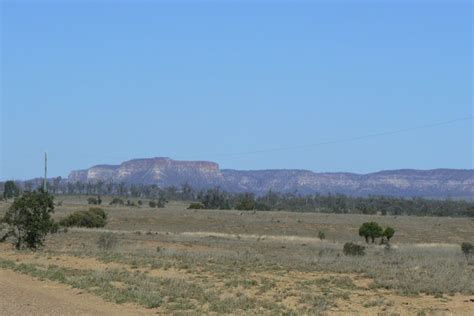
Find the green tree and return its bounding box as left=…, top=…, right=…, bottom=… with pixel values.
left=383, top=226, right=395, bottom=242
left=358, top=222, right=383, bottom=243
left=235, top=193, right=255, bottom=211
left=1, top=190, right=56, bottom=249
left=200, top=188, right=231, bottom=210
left=3, top=180, right=20, bottom=200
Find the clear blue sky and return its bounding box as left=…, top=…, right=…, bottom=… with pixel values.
left=1, top=1, right=472, bottom=180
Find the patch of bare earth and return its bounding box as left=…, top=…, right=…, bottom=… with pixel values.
left=0, top=269, right=153, bottom=315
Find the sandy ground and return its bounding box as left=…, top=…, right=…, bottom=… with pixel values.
left=0, top=269, right=153, bottom=316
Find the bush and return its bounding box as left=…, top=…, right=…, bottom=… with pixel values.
left=109, top=198, right=124, bottom=206
left=157, top=195, right=168, bottom=208
left=149, top=198, right=167, bottom=208
left=188, top=202, right=204, bottom=209
left=359, top=222, right=383, bottom=243
left=383, top=226, right=395, bottom=241
left=318, top=231, right=326, bottom=240
left=137, top=200, right=143, bottom=206
left=97, top=233, right=118, bottom=251
left=343, top=242, right=366, bottom=256
left=89, top=207, right=107, bottom=220
left=461, top=242, right=473, bottom=262
left=59, top=208, right=107, bottom=228
left=87, top=197, right=98, bottom=205
left=1, top=190, right=56, bottom=249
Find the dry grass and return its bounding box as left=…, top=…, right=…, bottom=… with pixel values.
left=0, top=197, right=473, bottom=314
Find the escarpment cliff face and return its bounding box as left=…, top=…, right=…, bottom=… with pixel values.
left=68, top=157, right=474, bottom=197
left=68, top=157, right=224, bottom=188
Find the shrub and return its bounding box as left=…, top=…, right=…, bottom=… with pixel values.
left=137, top=200, right=143, bottom=206
left=359, top=222, right=383, bottom=243
left=383, top=226, right=395, bottom=241
left=1, top=190, right=56, bottom=249
left=149, top=197, right=167, bottom=208
left=318, top=231, right=326, bottom=240
left=157, top=194, right=168, bottom=208
left=97, top=233, right=118, bottom=251
left=461, top=242, right=473, bottom=262
left=59, top=208, right=107, bottom=228
left=87, top=197, right=98, bottom=205
left=89, top=207, right=107, bottom=220
left=343, top=242, right=366, bottom=256
left=188, top=202, right=204, bottom=209
left=109, top=198, right=124, bottom=206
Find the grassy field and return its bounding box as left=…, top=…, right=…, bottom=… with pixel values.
left=1, top=196, right=473, bottom=315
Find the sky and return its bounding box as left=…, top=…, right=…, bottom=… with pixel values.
left=0, top=0, right=472, bottom=180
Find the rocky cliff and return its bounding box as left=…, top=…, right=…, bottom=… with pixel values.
left=68, top=157, right=474, bottom=197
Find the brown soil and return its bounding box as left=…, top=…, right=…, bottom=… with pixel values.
left=0, top=269, right=153, bottom=315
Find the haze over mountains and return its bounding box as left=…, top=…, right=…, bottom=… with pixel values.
left=68, top=157, right=474, bottom=198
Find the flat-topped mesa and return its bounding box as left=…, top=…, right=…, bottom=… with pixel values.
left=68, top=157, right=222, bottom=185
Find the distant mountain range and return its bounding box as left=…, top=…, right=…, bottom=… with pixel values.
left=67, top=157, right=474, bottom=198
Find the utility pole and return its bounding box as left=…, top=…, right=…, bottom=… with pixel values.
left=43, top=152, right=47, bottom=192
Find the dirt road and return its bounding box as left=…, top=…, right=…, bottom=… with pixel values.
left=0, top=269, right=152, bottom=316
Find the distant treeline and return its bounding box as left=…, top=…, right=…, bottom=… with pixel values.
left=1, top=179, right=473, bottom=217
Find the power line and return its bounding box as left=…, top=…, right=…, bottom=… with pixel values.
left=177, top=115, right=473, bottom=159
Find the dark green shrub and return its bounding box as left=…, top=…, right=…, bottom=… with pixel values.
left=87, top=197, right=98, bottom=205
left=343, top=242, right=366, bottom=256
left=109, top=198, right=124, bottom=206
left=59, top=208, right=107, bottom=228
left=383, top=226, right=395, bottom=241
left=89, top=207, right=107, bottom=220
left=318, top=231, right=326, bottom=240
left=1, top=190, right=56, bottom=249
left=137, top=200, right=143, bottom=206
left=461, top=242, right=473, bottom=262
left=188, top=202, right=204, bottom=209
left=359, top=222, right=383, bottom=243
left=157, top=193, right=168, bottom=208
left=149, top=200, right=157, bottom=208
